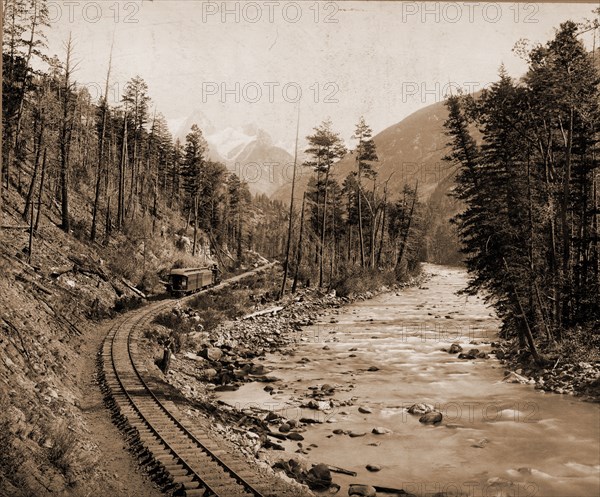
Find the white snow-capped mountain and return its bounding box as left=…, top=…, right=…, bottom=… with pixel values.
left=175, top=112, right=295, bottom=196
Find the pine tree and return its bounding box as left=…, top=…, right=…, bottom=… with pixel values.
left=303, top=119, right=347, bottom=286
left=351, top=117, right=378, bottom=267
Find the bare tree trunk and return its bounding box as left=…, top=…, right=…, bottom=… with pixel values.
left=104, top=196, right=112, bottom=243
left=280, top=108, right=300, bottom=298
left=23, top=112, right=44, bottom=220
left=369, top=178, right=377, bottom=268
left=236, top=209, right=243, bottom=261
left=319, top=165, right=331, bottom=287
left=27, top=197, right=34, bottom=264
left=91, top=47, right=113, bottom=242
left=559, top=109, right=574, bottom=324
left=503, top=258, right=542, bottom=365
left=357, top=156, right=365, bottom=267
left=34, top=148, right=47, bottom=232
left=328, top=198, right=336, bottom=287
left=12, top=1, right=40, bottom=195
left=377, top=187, right=388, bottom=265
left=292, top=192, right=306, bottom=293
left=59, top=34, right=75, bottom=233
left=395, top=181, right=418, bottom=278
left=117, top=111, right=128, bottom=229
left=192, top=195, right=198, bottom=256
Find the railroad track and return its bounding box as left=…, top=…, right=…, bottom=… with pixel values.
left=99, top=264, right=308, bottom=497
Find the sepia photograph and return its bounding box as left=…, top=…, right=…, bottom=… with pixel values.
left=1, top=1, right=599, bottom=496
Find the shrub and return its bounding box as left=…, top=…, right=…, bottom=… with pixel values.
left=560, top=326, right=600, bottom=362
left=106, top=242, right=140, bottom=281
left=114, top=295, right=144, bottom=313
left=153, top=312, right=195, bottom=335
left=331, top=267, right=398, bottom=298
left=47, top=424, right=76, bottom=475
left=139, top=271, right=161, bottom=295
left=0, top=401, right=25, bottom=487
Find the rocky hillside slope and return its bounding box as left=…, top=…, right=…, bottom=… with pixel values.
left=0, top=183, right=218, bottom=496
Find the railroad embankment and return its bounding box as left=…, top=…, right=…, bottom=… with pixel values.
left=0, top=187, right=258, bottom=497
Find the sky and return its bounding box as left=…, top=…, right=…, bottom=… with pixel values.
left=43, top=1, right=600, bottom=150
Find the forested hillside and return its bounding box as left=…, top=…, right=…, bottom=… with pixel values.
left=1, top=0, right=425, bottom=296
left=445, top=21, right=600, bottom=363
left=272, top=98, right=470, bottom=266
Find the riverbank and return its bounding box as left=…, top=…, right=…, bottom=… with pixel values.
left=207, top=264, right=599, bottom=497
left=138, top=267, right=424, bottom=492
left=492, top=339, right=600, bottom=401
left=140, top=264, right=599, bottom=496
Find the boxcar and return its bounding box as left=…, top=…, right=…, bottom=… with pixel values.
left=168, top=267, right=215, bottom=296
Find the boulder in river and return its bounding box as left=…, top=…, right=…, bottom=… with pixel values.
left=448, top=343, right=463, bottom=354
left=306, top=463, right=332, bottom=490
left=321, top=383, right=335, bottom=394
left=503, top=371, right=530, bottom=384
left=407, top=403, right=434, bottom=415
left=419, top=411, right=443, bottom=425
left=348, top=431, right=367, bottom=437
left=372, top=427, right=392, bottom=435
left=348, top=484, right=377, bottom=496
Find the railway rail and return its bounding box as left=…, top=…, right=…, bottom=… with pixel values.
left=99, top=264, right=307, bottom=497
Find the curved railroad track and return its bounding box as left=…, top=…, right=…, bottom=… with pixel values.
left=99, top=264, right=307, bottom=497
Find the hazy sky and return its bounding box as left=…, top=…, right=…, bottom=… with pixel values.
left=44, top=1, right=599, bottom=149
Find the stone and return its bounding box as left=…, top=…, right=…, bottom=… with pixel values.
left=348, top=431, right=366, bottom=437
left=366, top=464, right=381, bottom=472
left=306, top=463, right=332, bottom=490
left=419, top=411, right=443, bottom=425
left=503, top=371, right=530, bottom=384
left=448, top=343, right=463, bottom=354
left=348, top=484, right=377, bottom=496
left=407, top=403, right=434, bottom=415
left=358, top=406, right=372, bottom=414
left=372, top=427, right=392, bottom=435
left=367, top=366, right=380, bottom=372
left=201, top=347, right=223, bottom=362
left=183, top=351, right=206, bottom=362
left=300, top=417, right=323, bottom=424
left=249, top=364, right=268, bottom=375
left=471, top=438, right=489, bottom=448
left=265, top=411, right=279, bottom=422
left=203, top=368, right=218, bottom=379
left=279, top=423, right=291, bottom=433
left=287, top=432, right=304, bottom=441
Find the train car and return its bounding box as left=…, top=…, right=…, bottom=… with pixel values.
left=168, top=266, right=219, bottom=296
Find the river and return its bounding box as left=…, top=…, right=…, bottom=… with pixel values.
left=217, top=264, right=600, bottom=497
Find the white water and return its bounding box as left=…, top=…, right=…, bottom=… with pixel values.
left=218, top=265, right=600, bottom=497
